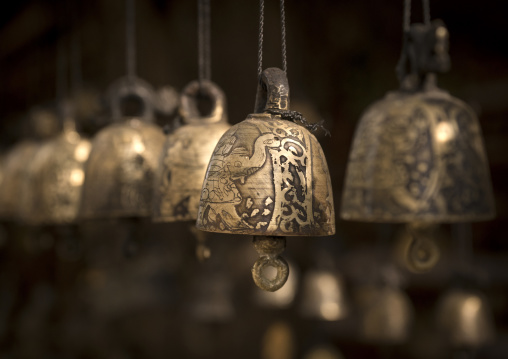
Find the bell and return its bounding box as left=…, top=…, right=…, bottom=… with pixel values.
left=436, top=288, right=495, bottom=347
left=79, top=77, right=165, bottom=219
left=299, top=269, right=348, bottom=321
left=153, top=80, right=230, bottom=222
left=26, top=105, right=91, bottom=225
left=196, top=67, right=335, bottom=291
left=355, top=284, right=413, bottom=344
left=341, top=20, right=494, bottom=270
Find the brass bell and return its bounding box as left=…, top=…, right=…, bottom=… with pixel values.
left=355, top=284, right=413, bottom=344
left=436, top=288, right=495, bottom=348
left=341, top=20, right=495, bottom=270
left=196, top=67, right=335, bottom=291
left=26, top=103, right=91, bottom=225
left=80, top=77, right=165, bottom=219
left=299, top=269, right=348, bottom=321
left=153, top=80, right=230, bottom=222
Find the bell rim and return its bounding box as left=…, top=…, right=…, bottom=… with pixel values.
left=340, top=211, right=496, bottom=223
left=194, top=224, right=336, bottom=237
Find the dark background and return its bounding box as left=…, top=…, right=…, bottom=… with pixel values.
left=0, top=0, right=507, bottom=358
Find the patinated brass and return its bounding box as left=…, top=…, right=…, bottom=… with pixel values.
left=0, top=141, right=40, bottom=222
left=341, top=21, right=495, bottom=223
left=437, top=289, right=495, bottom=347
left=196, top=67, right=335, bottom=291
left=80, top=77, right=165, bottom=219
left=153, top=80, right=230, bottom=222
left=27, top=125, right=91, bottom=225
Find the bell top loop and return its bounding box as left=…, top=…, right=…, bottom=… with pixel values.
left=397, top=20, right=450, bottom=91
left=179, top=80, right=227, bottom=125
left=109, top=76, right=155, bottom=122
left=254, top=67, right=290, bottom=113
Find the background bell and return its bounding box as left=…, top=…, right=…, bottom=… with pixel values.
left=436, top=288, right=495, bottom=348
left=153, top=80, right=230, bottom=222
left=79, top=77, right=165, bottom=219
left=341, top=21, right=495, bottom=223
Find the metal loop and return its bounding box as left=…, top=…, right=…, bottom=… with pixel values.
left=406, top=233, right=440, bottom=273
left=179, top=80, right=227, bottom=125
left=109, top=76, right=155, bottom=122
left=252, top=255, right=289, bottom=292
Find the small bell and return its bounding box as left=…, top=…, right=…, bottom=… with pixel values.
left=27, top=102, right=91, bottom=225
left=436, top=288, right=495, bottom=348
left=79, top=77, right=165, bottom=219
left=341, top=19, right=495, bottom=270
left=196, top=68, right=335, bottom=291
left=153, top=80, right=230, bottom=222
left=355, top=284, right=413, bottom=344
left=299, top=269, right=348, bottom=321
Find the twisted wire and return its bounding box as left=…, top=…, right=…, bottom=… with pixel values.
left=257, top=0, right=264, bottom=77
left=280, top=0, right=287, bottom=73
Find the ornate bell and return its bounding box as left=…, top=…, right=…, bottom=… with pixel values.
left=153, top=80, right=230, bottom=222
left=196, top=67, right=335, bottom=291
left=299, top=269, right=348, bottom=321
left=355, top=284, right=413, bottom=344
left=80, top=77, right=165, bottom=219
left=26, top=106, right=91, bottom=225
left=436, top=288, right=495, bottom=347
left=341, top=20, right=494, bottom=269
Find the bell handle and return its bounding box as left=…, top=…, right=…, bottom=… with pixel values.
left=254, top=67, right=290, bottom=114
left=179, top=80, right=227, bottom=125
left=109, top=76, right=155, bottom=122
left=252, top=255, right=289, bottom=292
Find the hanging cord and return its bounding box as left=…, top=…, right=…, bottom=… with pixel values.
left=126, top=0, right=136, bottom=78
left=198, top=0, right=211, bottom=86
left=258, top=0, right=329, bottom=136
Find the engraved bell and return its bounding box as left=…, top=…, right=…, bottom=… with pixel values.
left=436, top=288, right=495, bottom=347
left=196, top=67, right=335, bottom=291
left=153, top=80, right=230, bottom=222
left=26, top=102, right=91, bottom=225
left=341, top=20, right=495, bottom=270
left=80, top=77, right=165, bottom=219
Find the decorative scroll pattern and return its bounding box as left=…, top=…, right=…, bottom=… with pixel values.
left=197, top=115, right=335, bottom=236
left=341, top=90, right=495, bottom=222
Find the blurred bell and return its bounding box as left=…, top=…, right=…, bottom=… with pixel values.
left=299, top=269, right=348, bottom=321
left=436, top=288, right=495, bottom=347
left=341, top=20, right=494, bottom=272
left=261, top=321, right=295, bottom=359
left=153, top=80, right=230, bottom=222
left=196, top=67, right=335, bottom=291
left=355, top=285, right=413, bottom=344
left=303, top=345, right=345, bottom=359
left=27, top=101, right=91, bottom=225
left=188, top=272, right=235, bottom=322
left=80, top=77, right=165, bottom=219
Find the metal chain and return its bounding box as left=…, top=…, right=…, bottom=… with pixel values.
left=126, top=0, right=136, bottom=78
left=257, top=0, right=288, bottom=76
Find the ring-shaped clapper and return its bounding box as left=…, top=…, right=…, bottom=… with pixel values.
left=252, top=255, right=289, bottom=292
left=406, top=230, right=440, bottom=273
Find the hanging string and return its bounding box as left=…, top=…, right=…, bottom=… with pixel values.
left=56, top=42, right=67, bottom=110
left=126, top=0, right=136, bottom=78
left=257, top=0, right=288, bottom=76
left=423, top=0, right=430, bottom=25
left=198, top=0, right=211, bottom=86
left=403, top=0, right=432, bottom=31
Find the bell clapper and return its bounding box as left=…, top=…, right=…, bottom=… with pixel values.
left=252, top=236, right=289, bottom=292
left=405, top=222, right=440, bottom=273
left=190, top=226, right=211, bottom=262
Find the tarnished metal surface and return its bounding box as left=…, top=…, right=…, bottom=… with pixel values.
left=80, top=76, right=165, bottom=219
left=341, top=21, right=495, bottom=223
left=437, top=289, right=495, bottom=347
left=26, top=130, right=91, bottom=225
left=196, top=69, right=335, bottom=236
left=0, top=141, right=40, bottom=222
left=153, top=80, right=230, bottom=222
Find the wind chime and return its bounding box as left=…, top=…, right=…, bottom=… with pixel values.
left=152, top=0, right=231, bottom=261
left=196, top=0, right=335, bottom=291
left=80, top=0, right=165, bottom=222
left=340, top=0, right=495, bottom=271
